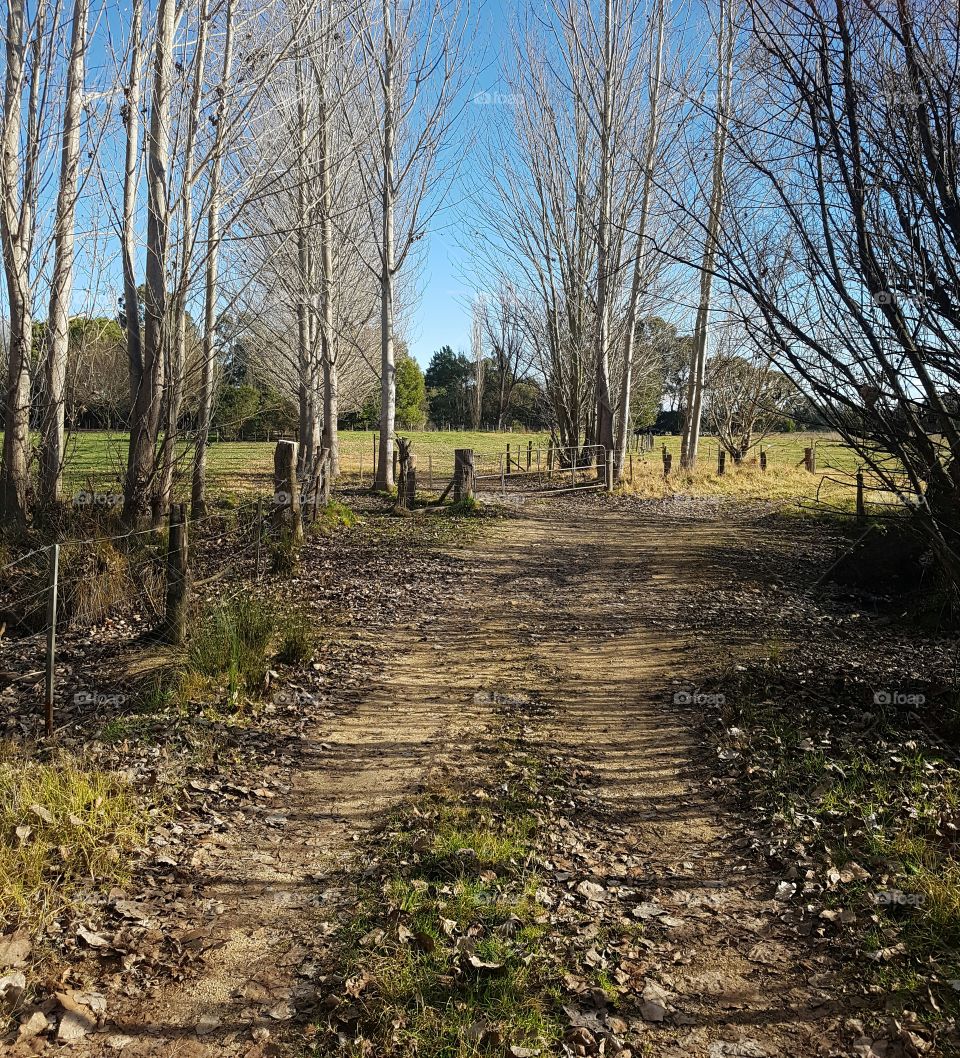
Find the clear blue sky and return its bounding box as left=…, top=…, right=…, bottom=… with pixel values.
left=406, top=0, right=515, bottom=368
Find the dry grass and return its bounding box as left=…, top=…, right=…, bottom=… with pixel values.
left=0, top=744, right=148, bottom=934
left=618, top=449, right=899, bottom=515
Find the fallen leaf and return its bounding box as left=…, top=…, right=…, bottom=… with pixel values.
left=0, top=932, right=30, bottom=969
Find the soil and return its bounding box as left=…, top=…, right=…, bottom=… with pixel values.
left=10, top=494, right=881, bottom=1057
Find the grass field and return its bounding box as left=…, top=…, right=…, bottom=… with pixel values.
left=7, top=427, right=878, bottom=514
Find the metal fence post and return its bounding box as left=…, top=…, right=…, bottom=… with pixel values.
left=164, top=503, right=190, bottom=645
left=45, top=544, right=60, bottom=737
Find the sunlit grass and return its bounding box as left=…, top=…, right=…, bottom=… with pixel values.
left=0, top=746, right=148, bottom=933
left=324, top=785, right=564, bottom=1058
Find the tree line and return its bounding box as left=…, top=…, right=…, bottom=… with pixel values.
left=1, top=0, right=958, bottom=586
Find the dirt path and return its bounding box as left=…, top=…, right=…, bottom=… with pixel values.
left=497, top=501, right=848, bottom=1057
left=73, top=498, right=850, bottom=1058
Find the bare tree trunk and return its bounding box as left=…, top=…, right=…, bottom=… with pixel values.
left=681, top=0, right=734, bottom=469
left=192, top=0, right=235, bottom=517
left=122, top=0, right=144, bottom=426
left=613, top=0, right=665, bottom=480
left=375, top=0, right=396, bottom=490
left=159, top=0, right=209, bottom=514
left=123, top=0, right=175, bottom=527
left=40, top=0, right=89, bottom=509
left=593, top=0, right=616, bottom=468
left=0, top=0, right=41, bottom=525
left=318, top=86, right=339, bottom=477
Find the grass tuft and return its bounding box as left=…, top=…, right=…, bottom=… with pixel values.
left=0, top=745, right=148, bottom=933
left=275, top=610, right=315, bottom=665
left=185, top=595, right=276, bottom=698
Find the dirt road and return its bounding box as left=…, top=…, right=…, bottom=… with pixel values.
left=70, top=497, right=849, bottom=1058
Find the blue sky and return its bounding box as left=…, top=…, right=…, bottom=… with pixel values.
left=405, top=0, right=515, bottom=368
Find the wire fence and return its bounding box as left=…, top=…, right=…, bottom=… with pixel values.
left=0, top=490, right=301, bottom=735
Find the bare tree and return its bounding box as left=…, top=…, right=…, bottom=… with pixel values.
left=718, top=0, right=960, bottom=582
left=157, top=0, right=211, bottom=516
left=191, top=0, right=237, bottom=515
left=1, top=0, right=47, bottom=524
left=123, top=0, right=176, bottom=526
left=119, top=0, right=145, bottom=446
left=472, top=0, right=681, bottom=460
left=482, top=282, right=530, bottom=429
left=39, top=0, right=91, bottom=507
left=680, top=0, right=737, bottom=469
left=613, top=0, right=667, bottom=478
left=705, top=324, right=793, bottom=460
left=355, top=0, right=472, bottom=489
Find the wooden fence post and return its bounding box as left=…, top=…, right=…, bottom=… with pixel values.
left=856, top=469, right=866, bottom=523
left=760, top=449, right=767, bottom=472
left=164, top=503, right=189, bottom=645
left=527, top=440, right=532, bottom=470
left=407, top=456, right=417, bottom=510
left=273, top=439, right=303, bottom=542
left=506, top=443, right=512, bottom=476
left=804, top=446, right=816, bottom=473
left=717, top=450, right=726, bottom=475
left=664, top=452, right=673, bottom=477
left=454, top=448, right=475, bottom=501
left=44, top=544, right=60, bottom=737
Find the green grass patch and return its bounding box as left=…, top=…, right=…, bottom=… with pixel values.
left=0, top=746, right=149, bottom=934
left=317, top=782, right=563, bottom=1057
left=186, top=595, right=276, bottom=697
left=310, top=499, right=360, bottom=534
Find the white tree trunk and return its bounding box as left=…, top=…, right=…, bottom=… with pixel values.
left=0, top=0, right=39, bottom=524
left=593, top=0, right=616, bottom=467
left=192, top=0, right=235, bottom=517
left=375, top=0, right=396, bottom=490
left=159, top=0, right=209, bottom=514
left=40, top=0, right=89, bottom=508
left=123, top=0, right=175, bottom=526
left=681, top=0, right=734, bottom=469
left=613, top=0, right=665, bottom=480
left=122, top=0, right=144, bottom=423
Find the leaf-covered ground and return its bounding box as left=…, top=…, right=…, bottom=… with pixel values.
left=1, top=490, right=957, bottom=1057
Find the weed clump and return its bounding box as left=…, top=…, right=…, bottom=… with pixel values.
left=275, top=611, right=315, bottom=665
left=0, top=747, right=148, bottom=933
left=185, top=596, right=276, bottom=697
